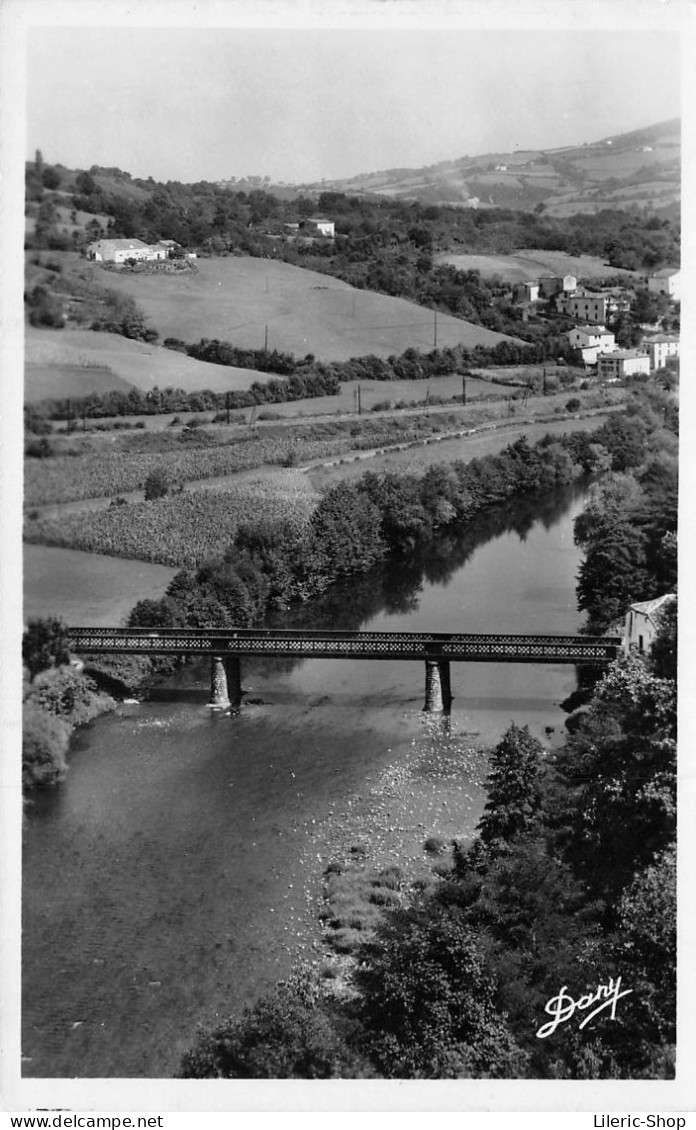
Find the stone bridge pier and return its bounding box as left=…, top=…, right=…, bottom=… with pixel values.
left=424, top=658, right=452, bottom=714
left=208, top=656, right=242, bottom=709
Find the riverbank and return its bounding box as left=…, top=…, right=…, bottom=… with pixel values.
left=294, top=713, right=493, bottom=982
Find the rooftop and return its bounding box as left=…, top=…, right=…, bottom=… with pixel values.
left=630, top=594, right=676, bottom=620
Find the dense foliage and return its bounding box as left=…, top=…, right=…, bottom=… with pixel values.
left=21, top=619, right=115, bottom=792
left=26, top=160, right=679, bottom=275
left=573, top=389, right=678, bottom=631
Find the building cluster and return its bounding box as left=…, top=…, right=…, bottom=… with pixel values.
left=514, top=268, right=680, bottom=380
left=86, top=238, right=196, bottom=264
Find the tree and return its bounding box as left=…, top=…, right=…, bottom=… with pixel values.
left=23, top=617, right=71, bottom=680
left=22, top=703, right=71, bottom=789
left=41, top=165, right=61, bottom=190
left=649, top=596, right=677, bottom=680
left=355, top=905, right=529, bottom=1078
left=179, top=967, right=366, bottom=1078
left=477, top=724, right=547, bottom=846
left=554, top=656, right=676, bottom=900
left=308, top=482, right=385, bottom=580
left=144, top=466, right=170, bottom=500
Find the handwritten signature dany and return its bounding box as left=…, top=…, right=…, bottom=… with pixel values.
left=536, top=976, right=633, bottom=1038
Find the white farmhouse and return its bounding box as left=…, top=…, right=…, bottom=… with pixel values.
left=567, top=325, right=616, bottom=365
left=597, top=349, right=651, bottom=381
left=648, top=268, right=681, bottom=301
left=643, top=334, right=680, bottom=372
left=87, top=238, right=154, bottom=263
left=304, top=217, right=335, bottom=238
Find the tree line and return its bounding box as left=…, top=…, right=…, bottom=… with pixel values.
left=24, top=336, right=578, bottom=431
left=26, top=158, right=680, bottom=274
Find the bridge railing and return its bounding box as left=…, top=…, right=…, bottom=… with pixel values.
left=66, top=627, right=622, bottom=664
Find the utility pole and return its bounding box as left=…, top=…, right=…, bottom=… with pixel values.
left=357, top=385, right=362, bottom=415
left=433, top=309, right=437, bottom=349
left=226, top=391, right=230, bottom=425
left=543, top=367, right=547, bottom=396
left=462, top=376, right=466, bottom=406
left=264, top=324, right=268, bottom=352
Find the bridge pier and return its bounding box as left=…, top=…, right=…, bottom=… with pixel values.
left=424, top=659, right=452, bottom=714
left=224, top=655, right=242, bottom=706
left=209, top=656, right=230, bottom=709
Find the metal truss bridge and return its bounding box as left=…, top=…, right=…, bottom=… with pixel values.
left=68, top=626, right=621, bottom=712
left=67, top=626, right=621, bottom=664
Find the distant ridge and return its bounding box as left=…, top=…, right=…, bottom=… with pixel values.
left=298, top=119, right=680, bottom=217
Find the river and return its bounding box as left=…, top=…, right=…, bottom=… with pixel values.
left=22, top=481, right=591, bottom=1078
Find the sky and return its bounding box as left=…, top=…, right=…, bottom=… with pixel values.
left=23, top=21, right=684, bottom=186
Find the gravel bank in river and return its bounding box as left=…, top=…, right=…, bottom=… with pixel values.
left=286, top=713, right=494, bottom=977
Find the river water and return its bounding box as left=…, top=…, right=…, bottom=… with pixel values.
left=22, top=482, right=591, bottom=1078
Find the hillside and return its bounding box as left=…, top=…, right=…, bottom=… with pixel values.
left=302, top=118, right=680, bottom=216
left=24, top=324, right=279, bottom=403
left=62, top=254, right=520, bottom=361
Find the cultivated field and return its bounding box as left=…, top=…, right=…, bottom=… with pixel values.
left=72, top=255, right=520, bottom=360
left=24, top=327, right=277, bottom=402
left=25, top=472, right=319, bottom=568
left=436, top=248, right=639, bottom=283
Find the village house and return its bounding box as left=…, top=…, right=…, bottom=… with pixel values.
left=642, top=334, right=680, bottom=372
left=86, top=238, right=190, bottom=264
left=648, top=268, right=681, bottom=301
left=624, top=594, right=675, bottom=657
left=538, top=274, right=576, bottom=299
left=513, top=280, right=540, bottom=303
left=556, top=287, right=613, bottom=324
left=597, top=349, right=651, bottom=381
left=567, top=325, right=616, bottom=365
left=304, top=217, right=335, bottom=238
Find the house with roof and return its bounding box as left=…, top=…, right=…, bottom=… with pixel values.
left=642, top=334, right=680, bottom=372
left=648, top=268, right=681, bottom=301
left=557, top=288, right=610, bottom=324
left=513, top=280, right=540, bottom=304
left=624, top=594, right=675, bottom=657
left=304, top=217, right=335, bottom=238
left=538, top=274, right=576, bottom=299
left=567, top=325, right=616, bottom=365
left=87, top=238, right=155, bottom=263
left=597, top=349, right=650, bottom=381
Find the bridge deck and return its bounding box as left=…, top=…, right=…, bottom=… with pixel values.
left=67, top=627, right=622, bottom=664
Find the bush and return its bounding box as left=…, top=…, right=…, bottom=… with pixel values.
left=22, top=703, right=71, bottom=789
left=25, top=666, right=104, bottom=723
left=565, top=398, right=582, bottom=413
left=144, top=466, right=170, bottom=500
left=23, top=617, right=71, bottom=679
left=26, top=438, right=54, bottom=459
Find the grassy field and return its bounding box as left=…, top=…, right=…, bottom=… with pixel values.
left=64, top=254, right=520, bottom=360
left=437, top=248, right=638, bottom=283
left=24, top=327, right=278, bottom=401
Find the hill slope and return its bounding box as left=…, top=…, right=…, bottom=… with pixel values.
left=70, top=255, right=521, bottom=360
left=303, top=118, right=680, bottom=216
